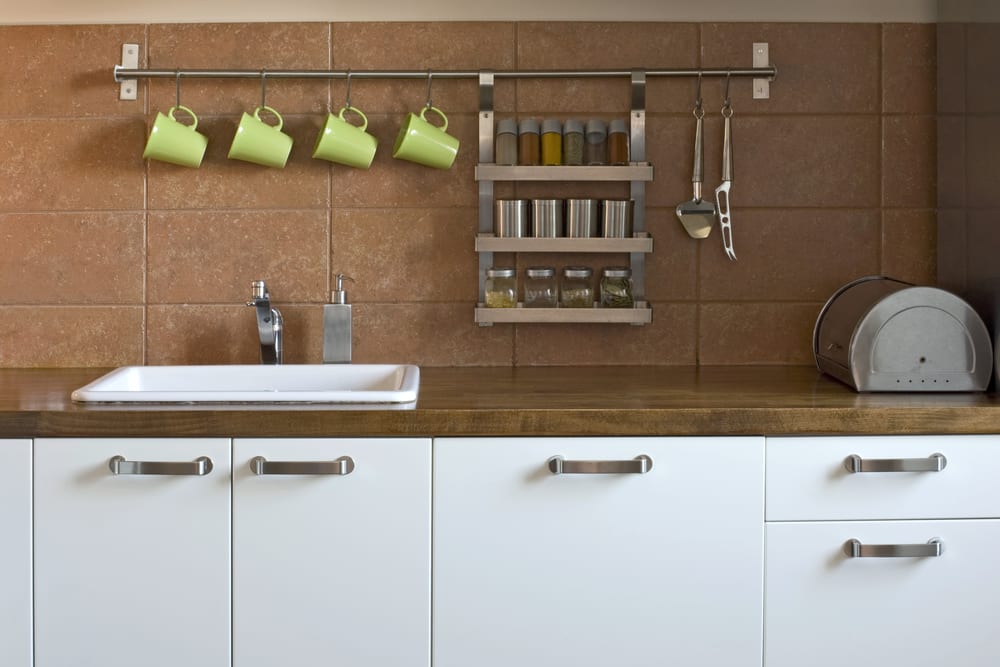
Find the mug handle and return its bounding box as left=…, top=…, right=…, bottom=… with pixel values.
left=419, top=105, right=448, bottom=133
left=168, top=105, right=199, bottom=131
left=254, top=105, right=284, bottom=131
left=338, top=106, right=368, bottom=132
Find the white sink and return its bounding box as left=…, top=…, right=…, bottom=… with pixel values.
left=72, top=364, right=420, bottom=404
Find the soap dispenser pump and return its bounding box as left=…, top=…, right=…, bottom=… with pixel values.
left=323, top=274, right=355, bottom=364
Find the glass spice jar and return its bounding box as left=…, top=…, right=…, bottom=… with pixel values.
left=562, top=119, right=584, bottom=166
left=561, top=266, right=594, bottom=308
left=517, top=119, right=540, bottom=166
left=608, top=119, right=630, bottom=165
left=485, top=267, right=517, bottom=308
left=540, top=119, right=562, bottom=166
left=584, top=119, right=607, bottom=165
left=600, top=266, right=634, bottom=308
left=523, top=266, right=558, bottom=308
left=495, top=119, right=518, bottom=165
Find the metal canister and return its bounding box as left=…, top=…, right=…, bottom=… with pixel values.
left=494, top=199, right=530, bottom=237
left=565, top=199, right=600, bottom=237
left=532, top=199, right=564, bottom=237
left=601, top=199, right=634, bottom=237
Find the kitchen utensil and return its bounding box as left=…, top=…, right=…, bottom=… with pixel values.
left=675, top=77, right=715, bottom=238
left=715, top=74, right=737, bottom=260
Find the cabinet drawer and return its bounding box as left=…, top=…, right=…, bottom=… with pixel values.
left=765, top=520, right=1000, bottom=667
left=766, top=436, right=1000, bottom=521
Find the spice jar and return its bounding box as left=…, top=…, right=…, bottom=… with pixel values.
left=541, top=119, right=562, bottom=166
left=517, top=119, right=540, bottom=166
left=584, top=119, right=607, bottom=165
left=563, top=119, right=584, bottom=166
left=561, top=266, right=594, bottom=308
left=485, top=267, right=517, bottom=308
left=608, top=119, right=630, bottom=165
left=495, top=119, right=518, bottom=165
left=524, top=266, right=558, bottom=308
left=600, top=267, right=634, bottom=308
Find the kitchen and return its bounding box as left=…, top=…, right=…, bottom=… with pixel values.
left=2, top=1, right=1000, bottom=666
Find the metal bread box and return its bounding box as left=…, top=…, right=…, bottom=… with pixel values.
left=813, top=276, right=993, bottom=392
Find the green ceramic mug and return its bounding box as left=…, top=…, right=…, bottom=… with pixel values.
left=392, top=106, right=459, bottom=170
left=228, top=105, right=293, bottom=168
left=142, top=105, right=208, bottom=168
left=312, top=105, right=378, bottom=169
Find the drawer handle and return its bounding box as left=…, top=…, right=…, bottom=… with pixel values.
left=844, top=453, right=946, bottom=473
left=547, top=455, right=652, bottom=475
left=108, top=455, right=213, bottom=476
left=249, top=456, right=355, bottom=476
left=844, top=538, right=943, bottom=558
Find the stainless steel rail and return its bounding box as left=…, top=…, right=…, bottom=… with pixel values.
left=114, top=66, right=777, bottom=82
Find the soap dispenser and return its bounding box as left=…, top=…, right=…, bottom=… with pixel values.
left=323, top=274, right=355, bottom=364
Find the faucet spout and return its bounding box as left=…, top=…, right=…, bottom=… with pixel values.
left=247, top=280, right=283, bottom=364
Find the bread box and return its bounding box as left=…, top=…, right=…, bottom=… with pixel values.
left=813, top=276, right=993, bottom=392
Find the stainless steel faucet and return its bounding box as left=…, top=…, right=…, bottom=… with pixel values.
left=246, top=280, right=283, bottom=364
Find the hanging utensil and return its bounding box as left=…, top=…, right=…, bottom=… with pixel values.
left=715, top=72, right=737, bottom=261
left=675, top=74, right=716, bottom=238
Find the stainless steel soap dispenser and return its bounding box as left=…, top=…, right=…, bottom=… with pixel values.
left=323, top=274, right=354, bottom=364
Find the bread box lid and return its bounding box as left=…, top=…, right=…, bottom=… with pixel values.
left=813, top=276, right=993, bottom=392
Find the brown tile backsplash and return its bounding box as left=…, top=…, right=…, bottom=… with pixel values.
left=0, top=21, right=939, bottom=368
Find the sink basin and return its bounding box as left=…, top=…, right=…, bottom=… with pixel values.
left=71, top=364, right=420, bottom=404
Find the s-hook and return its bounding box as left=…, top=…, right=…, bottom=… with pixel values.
left=175, top=70, right=182, bottom=107
left=715, top=70, right=737, bottom=261
left=425, top=69, right=434, bottom=109
left=344, top=68, right=353, bottom=110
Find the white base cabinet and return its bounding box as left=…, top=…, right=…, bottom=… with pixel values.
left=233, top=438, right=431, bottom=667
left=0, top=440, right=31, bottom=667
left=765, top=436, right=1000, bottom=667
left=433, top=436, right=765, bottom=667
left=33, top=438, right=232, bottom=667
left=765, top=520, right=1000, bottom=667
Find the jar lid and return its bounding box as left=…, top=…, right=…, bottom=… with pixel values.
left=562, top=266, right=593, bottom=278
left=518, top=118, right=540, bottom=134
left=564, top=119, right=584, bottom=134
left=541, top=119, right=563, bottom=134
left=525, top=266, right=556, bottom=278
left=486, top=267, right=516, bottom=278
left=609, top=119, right=629, bottom=134
left=585, top=118, right=607, bottom=136
left=497, top=119, right=518, bottom=134
left=602, top=266, right=631, bottom=278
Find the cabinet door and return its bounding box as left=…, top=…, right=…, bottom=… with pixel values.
left=765, top=520, right=1000, bottom=667
left=34, top=438, right=232, bottom=667
left=0, top=440, right=31, bottom=667
left=233, top=438, right=431, bottom=667
left=434, top=437, right=764, bottom=667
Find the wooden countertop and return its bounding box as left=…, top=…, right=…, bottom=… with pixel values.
left=2, top=366, right=1000, bottom=437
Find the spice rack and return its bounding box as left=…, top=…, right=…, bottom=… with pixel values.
left=475, top=71, right=654, bottom=326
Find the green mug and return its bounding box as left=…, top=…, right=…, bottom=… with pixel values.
left=228, top=105, right=293, bottom=168
left=392, top=106, right=459, bottom=170
left=142, top=105, right=208, bottom=168
left=312, top=105, right=378, bottom=169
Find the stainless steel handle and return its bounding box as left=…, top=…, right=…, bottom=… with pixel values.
left=249, top=456, right=355, bottom=476
left=109, top=455, right=213, bottom=476
left=547, top=455, right=652, bottom=475
left=844, top=538, right=943, bottom=558
left=844, top=452, right=947, bottom=473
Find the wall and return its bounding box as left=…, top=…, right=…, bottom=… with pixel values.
left=0, top=21, right=936, bottom=367
left=1, top=1, right=939, bottom=25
